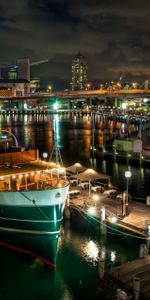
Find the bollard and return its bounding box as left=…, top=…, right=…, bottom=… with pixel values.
left=100, top=207, right=106, bottom=235
left=100, top=223, right=106, bottom=235
left=98, top=259, right=105, bottom=280
left=133, top=276, right=140, bottom=300
left=100, top=207, right=106, bottom=222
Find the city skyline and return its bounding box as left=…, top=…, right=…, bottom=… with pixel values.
left=0, top=0, right=150, bottom=89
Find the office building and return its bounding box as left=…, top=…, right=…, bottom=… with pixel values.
left=70, top=53, right=88, bottom=91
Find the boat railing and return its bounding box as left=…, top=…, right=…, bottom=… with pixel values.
left=0, top=172, right=68, bottom=192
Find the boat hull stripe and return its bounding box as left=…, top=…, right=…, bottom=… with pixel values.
left=0, top=216, right=63, bottom=223
left=0, top=226, right=60, bottom=235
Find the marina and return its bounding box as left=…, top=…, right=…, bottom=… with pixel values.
left=0, top=1, right=150, bottom=298
left=0, top=113, right=149, bottom=300
left=66, top=185, right=150, bottom=299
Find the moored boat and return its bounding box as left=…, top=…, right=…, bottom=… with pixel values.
left=0, top=145, right=69, bottom=266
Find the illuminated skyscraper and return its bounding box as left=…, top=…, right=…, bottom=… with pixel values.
left=70, top=53, right=88, bottom=91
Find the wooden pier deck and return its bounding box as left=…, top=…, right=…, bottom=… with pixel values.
left=67, top=187, right=150, bottom=299
left=68, top=187, right=150, bottom=237
left=107, top=256, right=150, bottom=300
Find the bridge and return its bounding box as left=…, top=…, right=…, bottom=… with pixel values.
left=0, top=89, right=150, bottom=101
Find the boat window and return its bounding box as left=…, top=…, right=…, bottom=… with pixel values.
left=55, top=192, right=61, bottom=198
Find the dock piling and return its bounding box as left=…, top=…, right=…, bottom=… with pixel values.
left=133, top=276, right=140, bottom=300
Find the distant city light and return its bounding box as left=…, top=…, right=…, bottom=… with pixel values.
left=24, top=103, right=27, bottom=110
left=53, top=102, right=59, bottom=110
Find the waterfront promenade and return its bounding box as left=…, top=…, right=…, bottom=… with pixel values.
left=67, top=186, right=150, bottom=299
left=67, top=186, right=150, bottom=237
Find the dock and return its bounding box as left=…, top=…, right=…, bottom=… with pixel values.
left=107, top=256, right=150, bottom=300
left=91, top=147, right=150, bottom=167
left=67, top=187, right=150, bottom=237
left=66, top=187, right=150, bottom=299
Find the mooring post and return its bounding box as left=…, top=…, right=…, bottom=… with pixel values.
left=100, top=207, right=106, bottom=235
left=133, top=276, right=140, bottom=300
left=98, top=259, right=105, bottom=280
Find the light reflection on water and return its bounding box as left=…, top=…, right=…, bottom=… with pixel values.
left=58, top=216, right=141, bottom=272
left=0, top=113, right=149, bottom=198
left=0, top=113, right=149, bottom=299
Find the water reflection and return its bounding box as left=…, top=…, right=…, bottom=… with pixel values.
left=0, top=114, right=149, bottom=198
left=0, top=113, right=149, bottom=300
left=85, top=240, right=99, bottom=261
left=110, top=250, right=116, bottom=262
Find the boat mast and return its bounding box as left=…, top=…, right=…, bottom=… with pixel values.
left=49, top=118, right=63, bottom=166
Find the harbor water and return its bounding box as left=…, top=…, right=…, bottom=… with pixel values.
left=0, top=113, right=150, bottom=299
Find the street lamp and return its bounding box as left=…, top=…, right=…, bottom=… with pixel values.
left=43, top=152, right=48, bottom=160
left=47, top=85, right=52, bottom=92
left=124, top=170, right=132, bottom=216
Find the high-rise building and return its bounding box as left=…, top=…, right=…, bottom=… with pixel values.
left=70, top=53, right=88, bottom=91
left=17, top=59, right=30, bottom=93
left=17, top=58, right=30, bottom=82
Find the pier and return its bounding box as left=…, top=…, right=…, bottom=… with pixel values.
left=66, top=186, right=150, bottom=299
left=91, top=147, right=150, bottom=167
left=66, top=185, right=150, bottom=237
left=107, top=256, right=150, bottom=300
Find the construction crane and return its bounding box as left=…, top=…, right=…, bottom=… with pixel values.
left=30, top=59, right=49, bottom=66
left=0, top=59, right=49, bottom=68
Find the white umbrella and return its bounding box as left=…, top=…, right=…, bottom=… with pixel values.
left=66, top=162, right=86, bottom=174
left=73, top=168, right=110, bottom=197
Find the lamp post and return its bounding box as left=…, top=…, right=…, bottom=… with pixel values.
left=124, top=170, right=132, bottom=216
left=47, top=85, right=52, bottom=93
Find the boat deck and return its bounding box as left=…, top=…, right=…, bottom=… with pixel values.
left=0, top=160, right=57, bottom=175
left=0, top=160, right=68, bottom=191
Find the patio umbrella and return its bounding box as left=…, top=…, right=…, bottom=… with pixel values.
left=73, top=168, right=110, bottom=197
left=66, top=162, right=86, bottom=174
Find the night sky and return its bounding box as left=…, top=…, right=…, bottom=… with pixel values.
left=0, top=0, right=150, bottom=89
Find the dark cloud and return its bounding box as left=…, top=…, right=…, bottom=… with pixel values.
left=0, top=0, right=149, bottom=89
